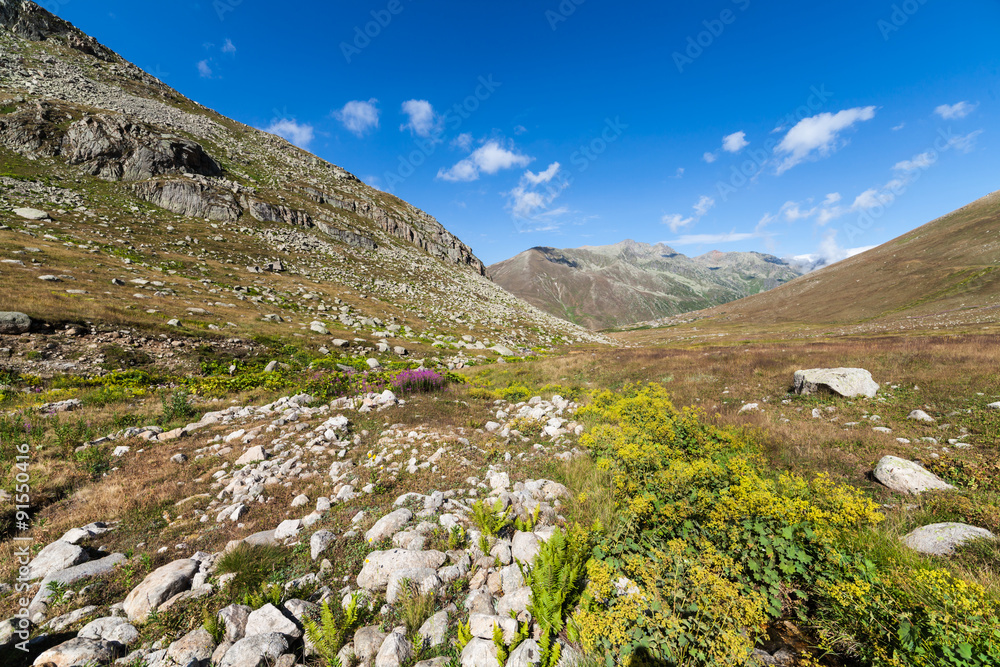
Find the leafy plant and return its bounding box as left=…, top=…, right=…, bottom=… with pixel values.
left=470, top=498, right=513, bottom=537
left=454, top=618, right=472, bottom=652
left=161, top=388, right=196, bottom=422
left=303, top=593, right=366, bottom=667
left=243, top=583, right=283, bottom=609
left=215, top=543, right=288, bottom=599
left=448, top=525, right=468, bottom=550
left=202, top=607, right=226, bottom=644
left=524, top=525, right=591, bottom=667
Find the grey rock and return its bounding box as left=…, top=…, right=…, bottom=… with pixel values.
left=43, top=606, right=99, bottom=633
left=217, top=604, right=251, bottom=643
left=0, top=311, right=31, bottom=334
left=901, top=522, right=995, bottom=556
left=793, top=368, right=879, bottom=398
left=310, top=530, right=336, bottom=561
left=31, top=637, right=125, bottom=667
left=356, top=549, right=447, bottom=591
left=244, top=604, right=301, bottom=639
left=417, top=610, right=449, bottom=647
left=497, top=586, right=532, bottom=618
left=385, top=567, right=441, bottom=604
left=122, top=558, right=197, bottom=622
left=908, top=409, right=935, bottom=423
left=25, top=540, right=89, bottom=580
left=511, top=531, right=541, bottom=564
left=507, top=638, right=542, bottom=667
left=353, top=625, right=388, bottom=663
left=874, top=456, right=954, bottom=495
left=219, top=633, right=288, bottom=667
left=374, top=630, right=412, bottom=667
left=30, top=553, right=126, bottom=613
left=13, top=207, right=49, bottom=220
left=164, top=627, right=215, bottom=667
left=460, top=637, right=499, bottom=667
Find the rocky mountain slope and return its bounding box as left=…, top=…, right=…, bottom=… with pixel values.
left=0, top=0, right=606, bottom=368
left=489, top=240, right=800, bottom=330
left=621, top=189, right=1000, bottom=341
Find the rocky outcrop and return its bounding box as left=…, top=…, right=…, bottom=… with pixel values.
left=62, top=114, right=221, bottom=181
left=133, top=179, right=241, bottom=221
left=0, top=0, right=113, bottom=60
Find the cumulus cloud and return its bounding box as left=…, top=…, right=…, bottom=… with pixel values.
left=263, top=118, right=315, bottom=148
left=451, top=133, right=473, bottom=151
left=221, top=38, right=236, bottom=54
left=197, top=60, right=213, bottom=78
left=943, top=129, right=983, bottom=153
left=437, top=140, right=532, bottom=182
left=775, top=106, right=877, bottom=174
left=400, top=100, right=440, bottom=138
left=934, top=101, right=978, bottom=120
left=702, top=151, right=717, bottom=163
left=893, top=151, right=936, bottom=172
left=335, top=99, right=380, bottom=136
left=789, top=230, right=877, bottom=272
left=722, top=131, right=749, bottom=153
left=662, top=195, right=715, bottom=233
left=506, top=163, right=566, bottom=220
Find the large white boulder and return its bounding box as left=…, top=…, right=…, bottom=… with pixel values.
left=874, top=456, right=954, bottom=495
left=355, top=549, right=446, bottom=591
left=122, top=559, right=197, bottom=621
left=902, top=523, right=995, bottom=556
left=793, top=368, right=879, bottom=398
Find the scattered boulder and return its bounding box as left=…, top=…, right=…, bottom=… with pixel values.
left=25, top=540, right=89, bottom=580
left=901, top=523, right=996, bottom=556
left=793, top=368, right=879, bottom=399
left=31, top=637, right=124, bottom=667
left=13, top=207, right=49, bottom=220
left=219, top=633, right=288, bottom=667
left=873, top=456, right=954, bottom=495
left=908, top=410, right=935, bottom=423
left=0, top=311, right=31, bottom=334
left=365, top=508, right=412, bottom=544
left=164, top=627, right=216, bottom=667
left=356, top=549, right=447, bottom=591
left=460, top=637, right=499, bottom=667
left=244, top=604, right=301, bottom=639
left=122, top=558, right=197, bottom=622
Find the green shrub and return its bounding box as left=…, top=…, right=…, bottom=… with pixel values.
left=215, top=543, right=288, bottom=599
left=304, top=593, right=367, bottom=667
left=161, top=389, right=196, bottom=423
left=497, top=383, right=532, bottom=402
left=469, top=498, right=513, bottom=538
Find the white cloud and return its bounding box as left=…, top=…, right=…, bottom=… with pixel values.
left=400, top=100, right=440, bottom=138
left=523, top=162, right=560, bottom=186
left=513, top=124, right=528, bottom=135
left=775, top=106, right=877, bottom=173
left=507, top=163, right=568, bottom=220
left=667, top=232, right=756, bottom=245
left=943, top=129, right=983, bottom=153
left=264, top=118, right=315, bottom=148
left=438, top=140, right=532, bottom=182
left=893, top=151, right=936, bottom=172
left=675, top=167, right=685, bottom=178
left=197, top=60, right=213, bottom=78
left=892, top=122, right=906, bottom=131
left=692, top=195, right=715, bottom=217
left=702, top=151, right=717, bottom=163
left=722, top=131, right=749, bottom=153
left=335, top=99, right=380, bottom=136
left=934, top=101, right=978, bottom=120
left=222, top=39, right=236, bottom=54
left=451, top=133, right=473, bottom=151
left=662, top=195, right=714, bottom=233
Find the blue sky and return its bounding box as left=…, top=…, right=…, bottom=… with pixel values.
left=58, top=0, right=999, bottom=266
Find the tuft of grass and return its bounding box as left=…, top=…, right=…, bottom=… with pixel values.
left=215, top=543, right=289, bottom=599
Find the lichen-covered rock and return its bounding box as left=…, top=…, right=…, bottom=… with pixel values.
left=0, top=311, right=31, bottom=334
left=219, top=633, right=288, bottom=667
left=356, top=549, right=446, bottom=591
left=31, top=637, right=125, bottom=667
left=874, top=456, right=954, bottom=495
left=901, top=522, right=995, bottom=556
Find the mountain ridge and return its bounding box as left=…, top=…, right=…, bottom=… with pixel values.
left=489, top=240, right=801, bottom=330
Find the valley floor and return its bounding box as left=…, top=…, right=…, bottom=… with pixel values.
left=1, top=329, right=999, bottom=666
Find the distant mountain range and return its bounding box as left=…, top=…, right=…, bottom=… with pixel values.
left=488, top=240, right=802, bottom=329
